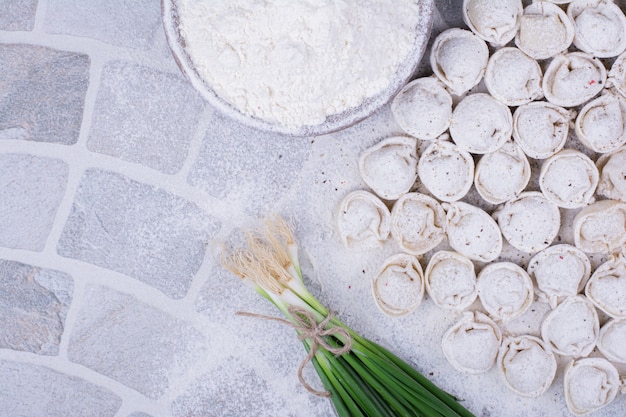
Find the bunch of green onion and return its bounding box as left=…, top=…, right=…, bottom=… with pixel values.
left=222, top=216, right=476, bottom=417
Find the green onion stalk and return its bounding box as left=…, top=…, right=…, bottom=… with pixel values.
left=222, top=216, right=476, bottom=417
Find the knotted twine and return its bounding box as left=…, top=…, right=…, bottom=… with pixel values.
left=236, top=306, right=352, bottom=397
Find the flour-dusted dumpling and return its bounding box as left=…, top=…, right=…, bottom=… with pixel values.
left=527, top=244, right=591, bottom=308
left=567, top=0, right=626, bottom=58
left=597, top=318, right=626, bottom=363
left=449, top=93, right=512, bottom=154
left=563, top=357, right=621, bottom=415
left=541, top=295, right=599, bottom=357
left=542, top=52, right=607, bottom=107
left=498, top=335, right=557, bottom=398
left=390, top=192, right=447, bottom=255
left=358, top=136, right=418, bottom=201
left=539, top=149, right=599, bottom=209
left=444, top=201, right=503, bottom=262
left=418, top=140, right=474, bottom=202
left=477, top=262, right=534, bottom=322
left=425, top=250, right=477, bottom=310
left=484, top=47, right=544, bottom=106
left=585, top=254, right=626, bottom=318
left=575, top=93, right=626, bottom=153
left=608, top=50, right=626, bottom=99
left=515, top=1, right=575, bottom=60
left=442, top=311, right=503, bottom=374
left=474, top=140, right=531, bottom=205
left=336, top=190, right=391, bottom=249
left=597, top=145, right=626, bottom=201
left=493, top=191, right=561, bottom=254
left=391, top=77, right=453, bottom=140
left=512, top=101, right=572, bottom=159
left=463, top=0, right=523, bottom=46
left=573, top=199, right=626, bottom=254
left=430, top=28, right=490, bottom=96
left=372, top=253, right=425, bottom=317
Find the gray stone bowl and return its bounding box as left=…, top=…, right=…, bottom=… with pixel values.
left=161, top=0, right=434, bottom=136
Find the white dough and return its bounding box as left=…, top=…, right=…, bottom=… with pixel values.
left=358, top=136, right=418, bottom=201
left=335, top=190, right=391, bottom=250
left=372, top=253, right=425, bottom=317
left=390, top=193, right=447, bottom=255
left=418, top=140, right=474, bottom=202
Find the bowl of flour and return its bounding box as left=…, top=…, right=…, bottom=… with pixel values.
left=162, top=0, right=434, bottom=136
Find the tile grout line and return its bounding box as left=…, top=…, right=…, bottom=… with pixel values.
left=0, top=349, right=166, bottom=417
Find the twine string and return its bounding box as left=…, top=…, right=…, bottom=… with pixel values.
left=236, top=306, right=352, bottom=397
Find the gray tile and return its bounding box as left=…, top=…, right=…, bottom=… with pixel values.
left=0, top=0, right=38, bottom=31
left=0, top=154, right=69, bottom=251
left=44, top=0, right=161, bottom=50
left=0, top=360, right=122, bottom=416
left=57, top=169, right=219, bottom=299
left=67, top=285, right=207, bottom=399
left=0, top=259, right=73, bottom=355
left=171, top=359, right=280, bottom=417
left=0, top=44, right=89, bottom=144
left=188, top=112, right=311, bottom=215
left=87, top=61, right=205, bottom=174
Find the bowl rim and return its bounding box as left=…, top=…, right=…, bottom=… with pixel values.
left=161, top=0, right=434, bottom=137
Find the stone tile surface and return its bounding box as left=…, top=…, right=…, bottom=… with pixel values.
left=0, top=154, right=69, bottom=251
left=87, top=61, right=205, bottom=174
left=0, top=260, right=73, bottom=355
left=44, top=0, right=161, bottom=50
left=0, top=360, right=122, bottom=416
left=170, top=358, right=280, bottom=417
left=0, top=44, right=89, bottom=144
left=0, top=0, right=38, bottom=31
left=67, top=285, right=208, bottom=399
left=188, top=112, right=311, bottom=215
left=57, top=169, right=220, bottom=298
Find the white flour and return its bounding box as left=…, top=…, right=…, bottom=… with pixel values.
left=177, top=0, right=420, bottom=128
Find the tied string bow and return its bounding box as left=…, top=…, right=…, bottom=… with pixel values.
left=236, top=306, right=352, bottom=397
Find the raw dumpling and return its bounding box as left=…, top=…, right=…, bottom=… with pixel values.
left=372, top=253, right=425, bottom=317
left=390, top=192, right=447, bottom=255
left=515, top=1, right=575, bottom=60
left=575, top=93, right=626, bottom=153
left=541, top=295, right=599, bottom=357
left=463, top=0, right=523, bottom=46
left=477, top=262, right=534, bottom=322
left=597, top=318, right=626, bottom=363
left=493, top=191, right=561, bottom=254
left=539, top=149, right=599, bottom=209
left=442, top=311, right=503, bottom=374
left=573, top=199, right=626, bottom=254
left=527, top=244, right=591, bottom=308
left=597, top=145, right=626, bottom=201
left=542, top=52, right=606, bottom=107
left=484, top=47, right=544, bottom=106
left=336, top=190, right=391, bottom=249
left=498, top=335, right=557, bottom=397
left=391, top=77, right=453, bottom=140
left=563, top=357, right=621, bottom=415
left=425, top=250, right=477, bottom=310
left=418, top=140, right=474, bottom=202
left=512, top=101, right=572, bottom=159
left=567, top=0, right=626, bottom=58
left=585, top=253, right=626, bottom=318
left=444, top=201, right=503, bottom=262
left=449, top=93, right=512, bottom=154
left=474, top=140, right=531, bottom=204
left=358, top=136, right=418, bottom=201
left=430, top=28, right=489, bottom=96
